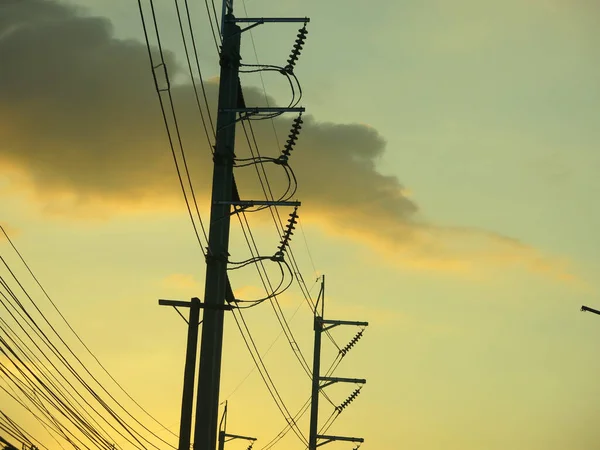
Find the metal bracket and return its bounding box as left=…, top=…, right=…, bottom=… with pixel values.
left=216, top=200, right=301, bottom=207
left=158, top=299, right=233, bottom=311
left=219, top=107, right=306, bottom=127
left=228, top=17, right=309, bottom=33
left=222, top=433, right=257, bottom=443
left=229, top=17, right=310, bottom=23
left=222, top=107, right=304, bottom=114
left=320, top=319, right=369, bottom=332
left=316, top=435, right=364, bottom=447
left=319, top=376, right=366, bottom=389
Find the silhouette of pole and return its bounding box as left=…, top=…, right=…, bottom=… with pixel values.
left=158, top=298, right=201, bottom=450
left=193, top=7, right=241, bottom=450
left=308, top=276, right=368, bottom=448
left=581, top=305, right=600, bottom=316
left=179, top=298, right=201, bottom=450
left=308, top=277, right=325, bottom=450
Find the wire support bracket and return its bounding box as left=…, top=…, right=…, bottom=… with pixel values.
left=230, top=17, right=310, bottom=33
left=223, top=107, right=305, bottom=114
left=319, top=377, right=366, bottom=389
left=219, top=107, right=305, bottom=127
left=217, top=200, right=301, bottom=207
left=222, top=433, right=257, bottom=443
left=320, top=319, right=369, bottom=332
left=316, top=435, right=364, bottom=447
left=229, top=17, right=310, bottom=23
left=158, top=299, right=234, bottom=311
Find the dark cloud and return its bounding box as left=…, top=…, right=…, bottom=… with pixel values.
left=0, top=0, right=577, bottom=279
left=0, top=1, right=417, bottom=227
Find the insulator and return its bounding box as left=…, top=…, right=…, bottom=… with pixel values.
left=276, top=207, right=299, bottom=255
left=284, top=25, right=308, bottom=73
left=340, top=330, right=364, bottom=356
left=281, top=113, right=303, bottom=159
left=336, top=388, right=362, bottom=413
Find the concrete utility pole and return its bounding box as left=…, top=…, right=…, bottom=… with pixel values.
left=189, top=1, right=307, bottom=448
left=193, top=7, right=241, bottom=450
left=158, top=298, right=201, bottom=450
left=308, top=276, right=368, bottom=450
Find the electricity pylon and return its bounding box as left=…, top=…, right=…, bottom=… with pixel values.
left=308, top=276, right=368, bottom=449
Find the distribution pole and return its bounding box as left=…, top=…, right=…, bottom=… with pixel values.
left=309, top=276, right=367, bottom=450
left=193, top=6, right=241, bottom=450
left=308, top=276, right=324, bottom=450
left=180, top=298, right=201, bottom=450
left=308, top=311, right=323, bottom=448
left=158, top=298, right=201, bottom=450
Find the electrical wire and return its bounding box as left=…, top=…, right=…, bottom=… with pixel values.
left=0, top=316, right=119, bottom=448
left=222, top=279, right=316, bottom=401
left=0, top=255, right=176, bottom=449
left=0, top=225, right=178, bottom=440
left=0, top=280, right=148, bottom=450
left=258, top=351, right=347, bottom=450
left=174, top=0, right=215, bottom=146
left=230, top=308, right=308, bottom=446
left=204, top=0, right=221, bottom=52
left=138, top=0, right=209, bottom=256
left=0, top=410, right=46, bottom=450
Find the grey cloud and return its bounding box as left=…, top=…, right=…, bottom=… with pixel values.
left=0, top=0, right=576, bottom=279
left=0, top=1, right=418, bottom=231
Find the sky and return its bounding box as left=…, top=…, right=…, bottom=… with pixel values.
left=1, top=0, right=600, bottom=449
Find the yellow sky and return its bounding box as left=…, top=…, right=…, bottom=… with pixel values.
left=2, top=1, right=600, bottom=450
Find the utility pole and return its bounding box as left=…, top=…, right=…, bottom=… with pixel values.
left=308, top=276, right=368, bottom=449
left=217, top=402, right=256, bottom=450
left=193, top=4, right=241, bottom=450
left=189, top=1, right=308, bottom=448
left=158, top=298, right=202, bottom=450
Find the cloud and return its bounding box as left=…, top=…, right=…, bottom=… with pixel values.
left=0, top=222, right=21, bottom=240
left=232, top=285, right=264, bottom=301
left=161, top=273, right=200, bottom=291
left=0, top=0, right=579, bottom=282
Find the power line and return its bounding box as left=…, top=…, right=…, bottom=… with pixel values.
left=0, top=255, right=173, bottom=449
left=0, top=282, right=147, bottom=450
left=230, top=308, right=308, bottom=446
left=175, top=0, right=216, bottom=143
left=0, top=225, right=177, bottom=441
left=138, top=0, right=209, bottom=256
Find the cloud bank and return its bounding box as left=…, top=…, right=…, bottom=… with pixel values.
left=0, top=0, right=577, bottom=281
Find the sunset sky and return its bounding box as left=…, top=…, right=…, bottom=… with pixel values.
left=2, top=1, right=600, bottom=449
